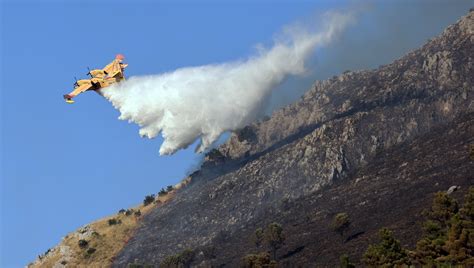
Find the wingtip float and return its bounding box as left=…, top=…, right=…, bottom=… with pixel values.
left=63, top=54, right=128, bottom=104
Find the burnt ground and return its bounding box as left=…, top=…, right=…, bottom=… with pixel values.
left=200, top=113, right=473, bottom=267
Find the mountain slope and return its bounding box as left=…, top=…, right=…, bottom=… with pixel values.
left=113, top=10, right=473, bottom=267
left=201, top=113, right=473, bottom=266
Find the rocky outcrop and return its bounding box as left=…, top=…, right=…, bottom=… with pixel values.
left=220, top=11, right=473, bottom=161
left=113, top=11, right=474, bottom=266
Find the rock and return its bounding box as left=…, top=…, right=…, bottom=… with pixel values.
left=446, top=185, right=460, bottom=195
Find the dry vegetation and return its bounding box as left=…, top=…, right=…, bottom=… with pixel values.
left=28, top=183, right=185, bottom=268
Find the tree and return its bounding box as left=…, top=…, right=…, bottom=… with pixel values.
left=362, top=228, right=409, bottom=266
left=160, top=249, right=194, bottom=268
left=78, top=239, right=88, bottom=249
left=332, top=213, right=351, bottom=241
left=437, top=187, right=474, bottom=265
left=413, top=192, right=459, bottom=263
left=263, top=223, right=285, bottom=260
left=460, top=187, right=473, bottom=221
left=134, top=210, right=142, bottom=217
left=86, top=247, right=96, bottom=255
left=158, top=188, right=168, bottom=196
left=426, top=192, right=459, bottom=226
left=241, top=252, right=277, bottom=268
left=143, top=194, right=155, bottom=206
left=253, top=228, right=264, bottom=247
left=127, top=261, right=153, bottom=268
left=108, top=218, right=121, bottom=225
left=361, top=189, right=474, bottom=266
left=339, top=254, right=355, bottom=268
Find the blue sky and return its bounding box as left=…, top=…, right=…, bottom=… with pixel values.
left=1, top=0, right=471, bottom=266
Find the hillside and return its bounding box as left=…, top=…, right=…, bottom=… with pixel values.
left=30, top=10, right=473, bottom=267
left=114, top=10, right=473, bottom=266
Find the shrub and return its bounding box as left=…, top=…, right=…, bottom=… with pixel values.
left=237, top=126, right=257, bottom=143
left=332, top=213, right=351, bottom=240
left=108, top=218, right=121, bottom=226
left=253, top=227, right=264, bottom=247
left=339, top=254, right=355, bottom=268
left=134, top=210, right=142, bottom=217
left=86, top=247, right=96, bottom=255
left=128, top=263, right=153, bottom=268
left=264, top=222, right=285, bottom=260
left=241, top=252, right=277, bottom=268
left=78, top=239, right=88, bottom=249
left=143, top=194, right=156, bottom=206
left=125, top=209, right=133, bottom=216
left=38, top=248, right=52, bottom=260
left=205, top=148, right=226, bottom=163
left=167, top=185, right=174, bottom=192
left=158, top=188, right=168, bottom=196
left=160, top=249, right=195, bottom=268
left=118, top=209, right=126, bottom=214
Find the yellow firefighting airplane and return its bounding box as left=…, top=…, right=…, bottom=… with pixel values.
left=63, top=54, right=128, bottom=104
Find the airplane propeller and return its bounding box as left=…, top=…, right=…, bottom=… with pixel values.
left=87, top=67, right=92, bottom=78
left=73, top=77, right=79, bottom=88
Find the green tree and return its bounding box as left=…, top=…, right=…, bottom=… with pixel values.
left=108, top=218, right=121, bottom=225
left=263, top=223, right=285, bottom=260
left=160, top=249, right=194, bottom=268
left=158, top=188, right=168, bottom=196
left=460, top=187, right=474, bottom=219
left=339, top=254, right=355, bottom=268
left=78, top=239, right=88, bottom=249
left=413, top=192, right=459, bottom=263
left=427, top=192, right=459, bottom=225
left=241, top=252, right=277, bottom=268
left=134, top=210, right=142, bottom=217
left=143, top=194, right=156, bottom=206
left=127, top=261, right=153, bottom=268
left=438, top=187, right=474, bottom=265
left=332, top=213, right=351, bottom=241
left=362, top=228, right=409, bottom=267
left=253, top=228, right=264, bottom=247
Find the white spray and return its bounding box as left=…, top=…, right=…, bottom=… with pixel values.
left=103, top=11, right=353, bottom=155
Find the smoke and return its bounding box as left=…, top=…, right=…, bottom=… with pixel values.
left=103, top=11, right=353, bottom=155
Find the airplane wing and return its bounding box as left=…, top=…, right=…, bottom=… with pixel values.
left=103, top=60, right=121, bottom=78
left=88, top=69, right=106, bottom=78
left=63, top=80, right=93, bottom=104
left=103, top=58, right=127, bottom=79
